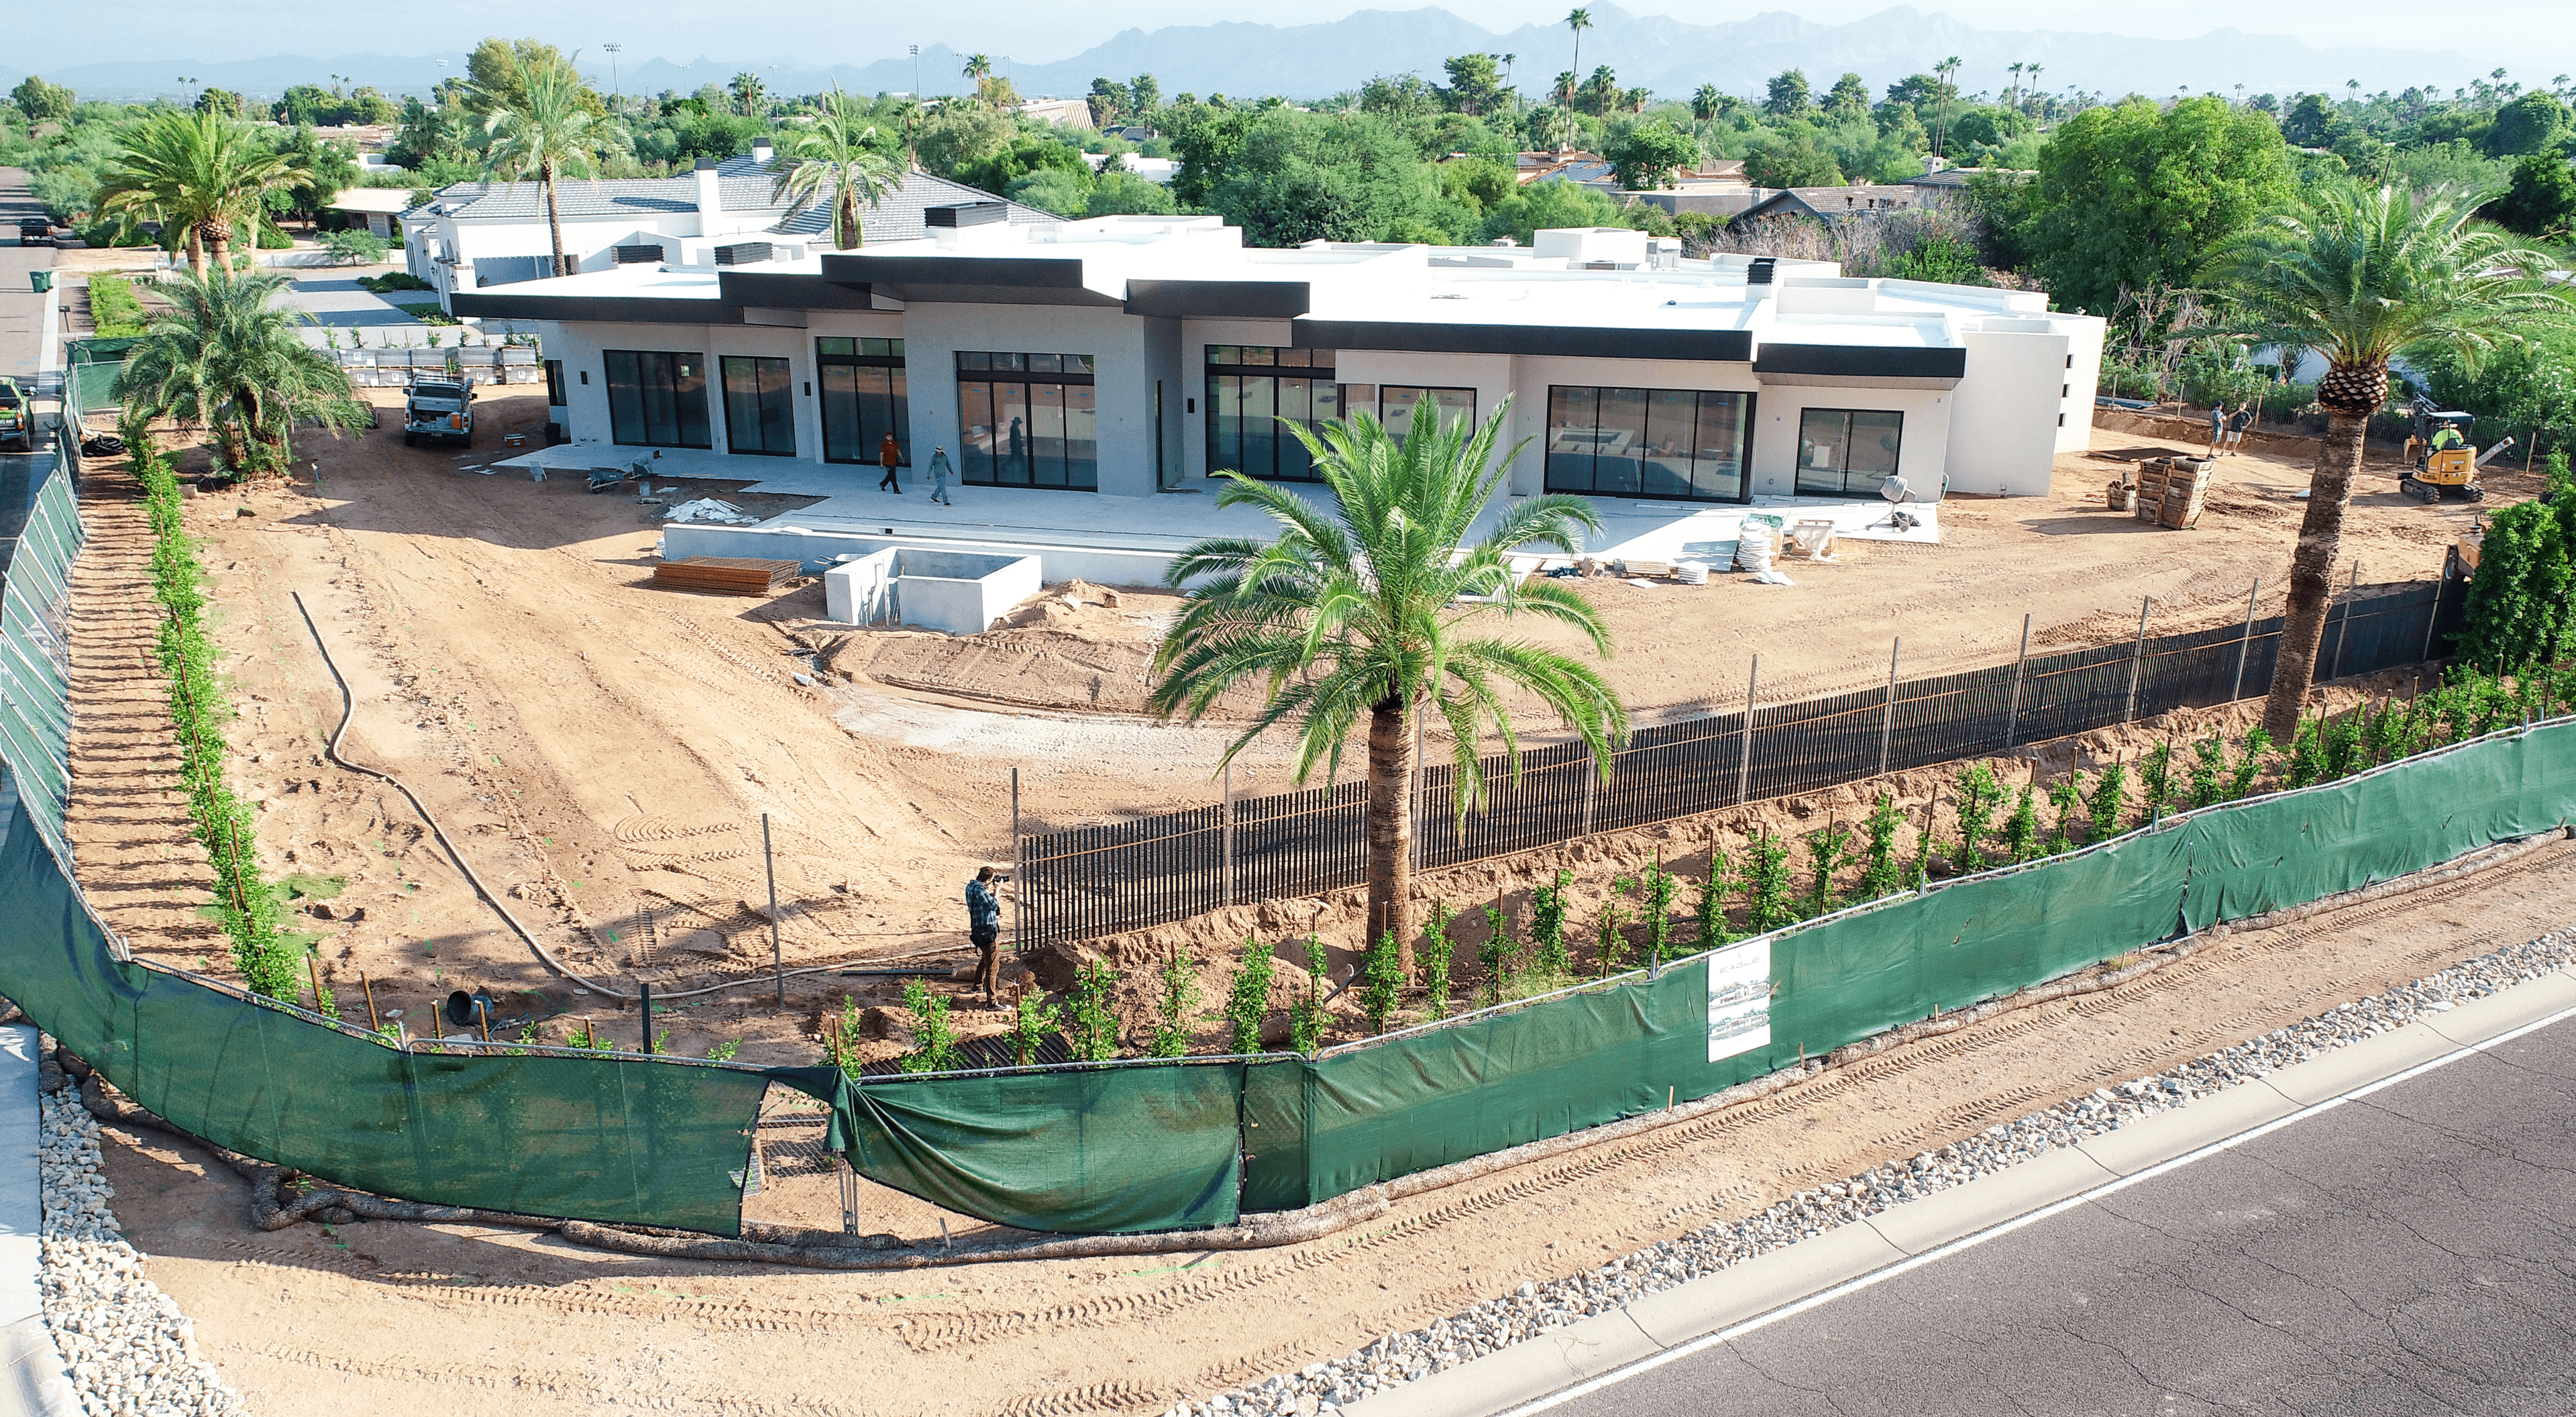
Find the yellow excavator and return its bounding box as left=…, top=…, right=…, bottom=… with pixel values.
left=2399, top=397, right=2512, bottom=503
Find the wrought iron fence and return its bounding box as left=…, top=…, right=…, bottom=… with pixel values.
left=1015, top=580, right=2464, bottom=948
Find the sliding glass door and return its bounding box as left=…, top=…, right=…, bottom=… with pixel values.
left=818, top=338, right=908, bottom=466
left=603, top=350, right=712, bottom=450
left=719, top=356, right=795, bottom=457
left=957, top=352, right=1097, bottom=490
left=1545, top=385, right=1752, bottom=503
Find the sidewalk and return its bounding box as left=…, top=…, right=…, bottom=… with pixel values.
left=0, top=1027, right=78, bottom=1416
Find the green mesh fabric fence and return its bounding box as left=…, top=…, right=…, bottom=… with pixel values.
left=773, top=1063, right=1245, bottom=1235
left=0, top=799, right=767, bottom=1235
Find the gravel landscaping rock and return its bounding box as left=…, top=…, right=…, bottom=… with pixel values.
left=1167, top=928, right=2576, bottom=1417
left=38, top=1072, right=247, bottom=1416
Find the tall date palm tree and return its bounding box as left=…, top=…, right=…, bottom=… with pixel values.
left=480, top=54, right=630, bottom=278
left=95, top=109, right=297, bottom=275
left=120, top=268, right=365, bottom=477
left=768, top=83, right=905, bottom=250
left=1150, top=402, right=1626, bottom=965
left=2205, top=181, right=2574, bottom=740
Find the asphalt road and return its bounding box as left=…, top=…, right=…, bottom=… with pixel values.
left=0, top=166, right=56, bottom=380
left=1548, top=1008, right=2576, bottom=1417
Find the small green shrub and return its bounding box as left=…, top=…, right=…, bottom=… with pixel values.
left=1529, top=868, right=1574, bottom=978
left=1418, top=902, right=1456, bottom=1018
left=2041, top=775, right=2083, bottom=856
left=2135, top=742, right=2177, bottom=825
left=1800, top=823, right=1855, bottom=916
left=1593, top=876, right=1635, bottom=976
left=1069, top=960, right=1120, bottom=1061
left=1638, top=851, right=1680, bottom=967
left=1147, top=949, right=1201, bottom=1058
left=1739, top=831, right=1796, bottom=935
left=1361, top=930, right=1405, bottom=1035
left=896, top=978, right=959, bottom=1073
left=1951, top=764, right=2004, bottom=870
left=1222, top=935, right=1276, bottom=1053
left=1695, top=843, right=1735, bottom=945
left=321, top=228, right=387, bottom=266
left=1999, top=784, right=2041, bottom=863
left=1011, top=988, right=1061, bottom=1065
left=1857, top=795, right=1907, bottom=899
left=1291, top=935, right=1330, bottom=1054
left=1479, top=900, right=1517, bottom=997
left=2086, top=761, right=2128, bottom=841
left=2226, top=727, right=2273, bottom=798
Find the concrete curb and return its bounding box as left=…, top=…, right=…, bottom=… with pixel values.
left=0, top=1029, right=78, bottom=1417
left=1346, top=963, right=2576, bottom=1417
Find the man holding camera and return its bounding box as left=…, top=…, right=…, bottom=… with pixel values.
left=967, top=865, right=1005, bottom=1004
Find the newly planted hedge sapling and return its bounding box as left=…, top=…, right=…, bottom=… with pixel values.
left=1012, top=986, right=1062, bottom=1067
left=1858, top=794, right=1907, bottom=900
left=1739, top=831, right=1796, bottom=935
left=1148, top=949, right=1200, bottom=1058
left=1223, top=935, right=1276, bottom=1053
left=898, top=977, right=959, bottom=1073
left=1069, top=960, right=1121, bottom=1061
left=1528, top=869, right=1573, bottom=979
left=1697, top=838, right=1736, bottom=946
left=1638, top=851, right=1679, bottom=968
left=1362, top=931, right=1405, bottom=1035
left=1593, top=876, right=1635, bottom=976
left=1418, top=902, right=1456, bottom=1018
left=1800, top=823, right=1856, bottom=917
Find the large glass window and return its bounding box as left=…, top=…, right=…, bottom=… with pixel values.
left=543, top=358, right=566, bottom=408
left=603, top=350, right=711, bottom=450
left=1795, top=408, right=1904, bottom=495
left=817, top=337, right=908, bottom=466
left=1546, top=386, right=1751, bottom=503
left=957, top=352, right=1096, bottom=490
left=1205, top=346, right=1338, bottom=481
left=720, top=356, right=796, bottom=457
left=1379, top=386, right=1475, bottom=441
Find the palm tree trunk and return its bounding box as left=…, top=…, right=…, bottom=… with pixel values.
left=840, top=187, right=859, bottom=250
left=183, top=223, right=207, bottom=276
left=2261, top=406, right=2368, bottom=741
left=1365, top=694, right=1417, bottom=973
left=202, top=219, right=229, bottom=276
left=542, top=162, right=570, bottom=277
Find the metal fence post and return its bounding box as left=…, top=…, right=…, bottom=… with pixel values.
left=1735, top=654, right=1760, bottom=807
left=2002, top=615, right=2030, bottom=748
left=1877, top=637, right=1900, bottom=776
left=763, top=813, right=783, bottom=1004
left=1413, top=712, right=1428, bottom=870
left=2230, top=578, right=2259, bottom=702
left=2422, top=572, right=2445, bottom=663
left=1220, top=760, right=1234, bottom=908
left=2122, top=597, right=2150, bottom=723
left=2328, top=560, right=2359, bottom=682
left=1011, top=768, right=1024, bottom=948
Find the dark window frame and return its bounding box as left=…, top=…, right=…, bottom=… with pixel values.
left=956, top=351, right=1098, bottom=491
left=818, top=337, right=910, bottom=466
left=1205, top=345, right=1338, bottom=482
left=1542, top=384, right=1753, bottom=504
left=718, top=354, right=798, bottom=458
left=1794, top=407, right=1905, bottom=496
left=602, top=348, right=712, bottom=450
left=543, top=358, right=566, bottom=408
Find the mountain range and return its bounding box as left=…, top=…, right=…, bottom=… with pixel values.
left=3, top=5, right=2487, bottom=110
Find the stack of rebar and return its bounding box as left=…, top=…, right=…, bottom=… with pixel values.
left=651, top=557, right=802, bottom=596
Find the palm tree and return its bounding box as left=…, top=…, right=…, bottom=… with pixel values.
left=1691, top=83, right=1721, bottom=124
left=2006, top=62, right=2024, bottom=110
left=768, top=84, right=904, bottom=250
left=729, top=71, right=767, bottom=116
left=1933, top=55, right=1963, bottom=158
left=1562, top=9, right=1593, bottom=147
left=963, top=53, right=994, bottom=105
left=121, top=268, right=364, bottom=477
left=95, top=109, right=297, bottom=275
left=1149, top=401, right=1626, bottom=965
left=479, top=55, right=630, bottom=278
left=2204, top=182, right=2575, bottom=741
left=2025, top=62, right=2044, bottom=113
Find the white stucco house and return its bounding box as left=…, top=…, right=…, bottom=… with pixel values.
left=400, top=146, right=1052, bottom=299
left=449, top=209, right=2102, bottom=502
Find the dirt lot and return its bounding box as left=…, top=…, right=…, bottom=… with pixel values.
left=54, top=386, right=2563, bottom=1412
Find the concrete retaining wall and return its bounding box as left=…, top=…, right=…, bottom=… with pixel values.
left=660, top=523, right=1178, bottom=587
left=820, top=546, right=1042, bottom=634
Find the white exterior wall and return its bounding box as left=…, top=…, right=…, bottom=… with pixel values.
left=895, top=303, right=1166, bottom=498
left=1947, top=325, right=2071, bottom=498
left=1747, top=383, right=1955, bottom=499
left=2056, top=316, right=2106, bottom=454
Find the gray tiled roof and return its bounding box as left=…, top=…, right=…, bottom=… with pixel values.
left=413, top=158, right=1055, bottom=243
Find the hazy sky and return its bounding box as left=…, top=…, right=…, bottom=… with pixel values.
left=20, top=0, right=2575, bottom=75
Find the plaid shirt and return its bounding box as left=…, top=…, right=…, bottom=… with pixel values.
left=966, top=879, right=1001, bottom=931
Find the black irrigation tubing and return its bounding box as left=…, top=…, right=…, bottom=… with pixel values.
left=287, top=590, right=858, bottom=1004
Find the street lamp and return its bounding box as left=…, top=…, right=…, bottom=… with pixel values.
left=603, top=43, right=623, bottom=115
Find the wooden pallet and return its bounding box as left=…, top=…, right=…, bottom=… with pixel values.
left=652, top=557, right=802, bottom=596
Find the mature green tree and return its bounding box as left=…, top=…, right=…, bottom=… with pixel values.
left=914, top=103, right=1012, bottom=181
left=1690, top=85, right=1723, bottom=123
left=96, top=109, right=299, bottom=274
left=1560, top=9, right=1592, bottom=146
left=1360, top=73, right=1442, bottom=121
left=767, top=85, right=904, bottom=250
left=11, top=76, right=76, bottom=124
left=1087, top=78, right=1133, bottom=128
left=1150, top=402, right=1625, bottom=963
left=464, top=38, right=590, bottom=116
left=2205, top=182, right=2575, bottom=739
left=957, top=134, right=1088, bottom=196
left=1580, top=66, right=1621, bottom=117
left=727, top=71, right=767, bottom=117
left=280, top=125, right=360, bottom=220
left=2487, top=92, right=2569, bottom=157
left=2019, top=96, right=2294, bottom=315
left=1764, top=69, right=1811, bottom=119
left=2487, top=154, right=2576, bottom=238
left=1481, top=179, right=1623, bottom=248
left=195, top=87, right=244, bottom=119
left=1744, top=129, right=1842, bottom=188
left=1609, top=119, right=1697, bottom=189
left=120, top=268, right=366, bottom=477
left=1442, top=54, right=1508, bottom=117
left=1825, top=72, right=1872, bottom=122
left=480, top=55, right=629, bottom=276
left=1085, top=166, right=1181, bottom=216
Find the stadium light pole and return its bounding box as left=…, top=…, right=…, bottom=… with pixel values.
left=603, top=42, right=623, bottom=115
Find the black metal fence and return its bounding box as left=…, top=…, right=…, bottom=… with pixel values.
left=1016, top=580, right=2465, bottom=947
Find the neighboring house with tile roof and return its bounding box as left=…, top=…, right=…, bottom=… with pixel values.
left=1733, top=184, right=1935, bottom=227
left=401, top=144, right=1053, bottom=301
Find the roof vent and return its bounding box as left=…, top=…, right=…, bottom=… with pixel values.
left=612, top=244, right=663, bottom=264
left=1748, top=257, right=1777, bottom=285
left=926, top=201, right=1007, bottom=229
left=714, top=242, right=773, bottom=267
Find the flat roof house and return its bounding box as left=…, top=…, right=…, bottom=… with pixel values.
left=451, top=211, right=2102, bottom=505
left=400, top=148, right=1053, bottom=299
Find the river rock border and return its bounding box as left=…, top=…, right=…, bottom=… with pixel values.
left=1171, top=927, right=2576, bottom=1417
left=36, top=1059, right=247, bottom=1416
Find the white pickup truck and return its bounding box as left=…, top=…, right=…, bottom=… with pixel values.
left=402, top=377, right=475, bottom=448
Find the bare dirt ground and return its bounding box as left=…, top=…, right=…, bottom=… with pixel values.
left=58, top=390, right=2514, bottom=1061
left=56, top=388, right=2564, bottom=1413
left=95, top=831, right=2576, bottom=1416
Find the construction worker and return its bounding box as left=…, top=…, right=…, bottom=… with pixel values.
left=2430, top=421, right=2467, bottom=453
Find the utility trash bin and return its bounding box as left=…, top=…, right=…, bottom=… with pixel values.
left=29, top=270, right=52, bottom=293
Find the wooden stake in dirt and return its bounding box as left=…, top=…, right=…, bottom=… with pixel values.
left=639, top=981, right=653, bottom=1056
left=763, top=814, right=784, bottom=1005
left=2123, top=596, right=2151, bottom=724
left=1878, top=637, right=1900, bottom=776
left=305, top=953, right=326, bottom=1017
left=1012, top=766, right=1026, bottom=946
left=2329, top=560, right=2360, bottom=682
left=1735, top=655, right=1760, bottom=807
left=2004, top=615, right=2031, bottom=748
left=361, top=972, right=380, bottom=1032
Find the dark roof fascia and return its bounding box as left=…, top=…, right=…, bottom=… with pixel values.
left=819, top=253, right=1118, bottom=307
left=1294, top=319, right=1753, bottom=362
left=1752, top=343, right=1967, bottom=380
left=717, top=269, right=879, bottom=310
left=1124, top=279, right=1311, bottom=319
left=446, top=291, right=742, bottom=325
